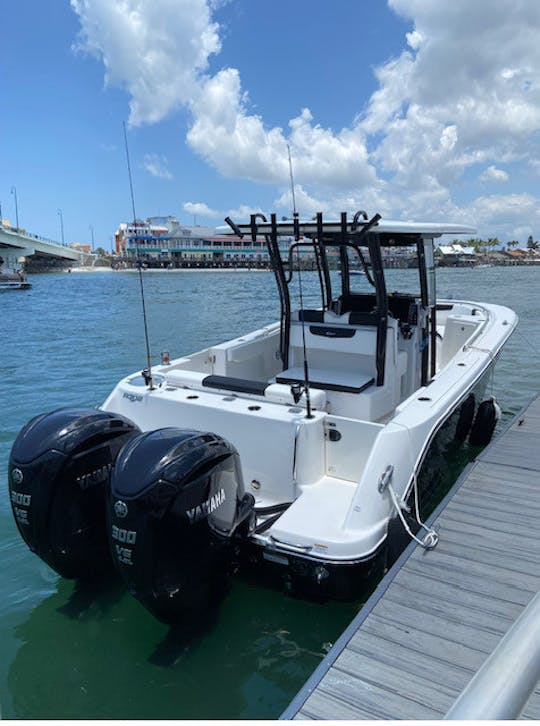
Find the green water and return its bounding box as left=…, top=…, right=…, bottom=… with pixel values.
left=1, top=266, right=538, bottom=718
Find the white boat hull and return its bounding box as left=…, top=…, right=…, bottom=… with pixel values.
left=100, top=298, right=516, bottom=596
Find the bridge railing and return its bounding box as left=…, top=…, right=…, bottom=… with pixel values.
left=1, top=224, right=76, bottom=249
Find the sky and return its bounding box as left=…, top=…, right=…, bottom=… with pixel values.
left=1, top=0, right=539, bottom=251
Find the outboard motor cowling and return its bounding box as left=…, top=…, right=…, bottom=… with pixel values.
left=8, top=407, right=140, bottom=579
left=108, top=428, right=255, bottom=623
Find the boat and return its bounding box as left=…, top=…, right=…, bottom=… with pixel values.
left=0, top=277, right=31, bottom=290
left=0, top=262, right=31, bottom=291
left=8, top=211, right=517, bottom=623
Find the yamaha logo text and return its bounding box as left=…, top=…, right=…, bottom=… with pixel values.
left=76, top=462, right=113, bottom=490
left=186, top=488, right=226, bottom=524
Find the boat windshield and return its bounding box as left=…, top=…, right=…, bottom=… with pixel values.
left=343, top=245, right=376, bottom=295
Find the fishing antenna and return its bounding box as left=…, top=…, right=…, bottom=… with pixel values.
left=122, top=121, right=154, bottom=390
left=287, top=144, right=297, bottom=216
left=286, top=145, right=313, bottom=418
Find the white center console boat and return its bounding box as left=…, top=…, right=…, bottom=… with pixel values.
left=8, top=212, right=517, bottom=622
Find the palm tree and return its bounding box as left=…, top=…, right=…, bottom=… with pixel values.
left=486, top=237, right=500, bottom=260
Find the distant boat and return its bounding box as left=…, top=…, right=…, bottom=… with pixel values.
left=0, top=279, right=31, bottom=291
left=0, top=259, right=31, bottom=290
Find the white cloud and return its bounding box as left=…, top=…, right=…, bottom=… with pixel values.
left=70, top=0, right=221, bottom=125
left=406, top=29, right=423, bottom=50
left=273, top=184, right=393, bottom=222
left=187, top=71, right=377, bottom=190
left=183, top=201, right=268, bottom=222
left=71, top=1, right=377, bottom=195
left=361, top=0, right=540, bottom=218
left=71, top=0, right=540, bottom=240
left=466, top=192, right=540, bottom=240
left=226, top=203, right=267, bottom=219
left=470, top=193, right=539, bottom=223
left=183, top=201, right=219, bottom=217
left=480, top=165, right=509, bottom=183
left=143, top=153, right=172, bottom=179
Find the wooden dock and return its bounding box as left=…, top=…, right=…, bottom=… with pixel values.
left=282, top=394, right=540, bottom=720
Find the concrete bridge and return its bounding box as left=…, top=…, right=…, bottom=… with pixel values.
left=0, top=225, right=83, bottom=269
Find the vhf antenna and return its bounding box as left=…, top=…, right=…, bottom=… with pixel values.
left=287, top=144, right=313, bottom=419
left=287, top=143, right=297, bottom=215
left=122, top=121, right=154, bottom=390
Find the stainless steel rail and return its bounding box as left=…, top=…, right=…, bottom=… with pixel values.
left=445, top=591, right=540, bottom=720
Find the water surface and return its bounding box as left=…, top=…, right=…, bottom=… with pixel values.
left=1, top=266, right=538, bottom=718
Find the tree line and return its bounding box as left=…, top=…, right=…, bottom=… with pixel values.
left=451, top=235, right=539, bottom=253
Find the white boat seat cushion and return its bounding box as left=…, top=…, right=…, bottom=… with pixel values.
left=163, top=368, right=327, bottom=409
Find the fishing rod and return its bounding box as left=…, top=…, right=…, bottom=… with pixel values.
left=122, top=121, right=155, bottom=390
left=287, top=144, right=313, bottom=419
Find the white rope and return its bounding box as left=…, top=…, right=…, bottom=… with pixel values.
left=410, top=471, right=439, bottom=548
left=387, top=475, right=439, bottom=550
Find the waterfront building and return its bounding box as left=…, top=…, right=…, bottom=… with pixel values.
left=69, top=242, right=92, bottom=253
left=114, top=215, right=292, bottom=265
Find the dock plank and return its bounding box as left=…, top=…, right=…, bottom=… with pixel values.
left=298, top=689, right=388, bottom=721
left=283, top=394, right=540, bottom=720
left=438, top=519, right=540, bottom=561
left=404, top=556, right=536, bottom=605
left=302, top=672, right=444, bottom=720
left=522, top=692, right=540, bottom=720
left=373, top=597, right=502, bottom=653
left=332, top=649, right=458, bottom=711
left=405, top=548, right=540, bottom=592
left=459, top=462, right=540, bottom=494
left=385, top=581, right=516, bottom=633
left=347, top=630, right=475, bottom=693
left=433, top=537, right=540, bottom=576
left=479, top=430, right=540, bottom=470
left=440, top=508, right=540, bottom=542
left=450, top=487, right=540, bottom=519
left=389, top=569, right=526, bottom=620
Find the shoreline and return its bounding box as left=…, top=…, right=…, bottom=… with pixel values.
left=68, top=266, right=271, bottom=273
left=47, top=260, right=540, bottom=274
left=59, top=261, right=540, bottom=274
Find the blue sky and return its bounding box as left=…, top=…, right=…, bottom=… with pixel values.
left=1, top=0, right=539, bottom=250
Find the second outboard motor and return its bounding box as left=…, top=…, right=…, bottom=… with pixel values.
left=8, top=408, right=140, bottom=579
left=108, top=428, right=255, bottom=623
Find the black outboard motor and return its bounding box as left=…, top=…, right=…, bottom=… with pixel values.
left=8, top=407, right=140, bottom=579
left=108, top=428, right=255, bottom=623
